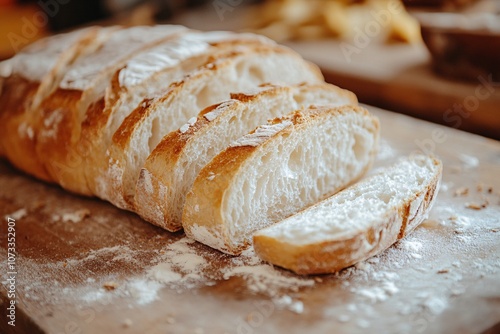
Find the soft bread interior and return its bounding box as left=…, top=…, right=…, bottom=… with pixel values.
left=253, top=155, right=442, bottom=274
left=140, top=84, right=357, bottom=229
left=116, top=49, right=323, bottom=207
left=223, top=108, right=378, bottom=250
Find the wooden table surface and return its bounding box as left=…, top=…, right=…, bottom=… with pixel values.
left=1, top=106, right=499, bottom=334
left=171, top=5, right=500, bottom=140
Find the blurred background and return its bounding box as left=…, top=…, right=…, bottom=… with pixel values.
left=0, top=0, right=499, bottom=138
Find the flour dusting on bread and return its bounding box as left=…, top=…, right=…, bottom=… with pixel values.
left=231, top=120, right=293, bottom=147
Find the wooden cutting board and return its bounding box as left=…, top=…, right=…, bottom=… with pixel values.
left=1, top=106, right=499, bottom=334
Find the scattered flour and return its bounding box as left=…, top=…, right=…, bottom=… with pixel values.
left=376, top=139, right=396, bottom=160
left=400, top=240, right=423, bottom=253
left=353, top=280, right=399, bottom=303
left=5, top=208, right=28, bottom=220
left=52, top=209, right=91, bottom=223
left=223, top=264, right=314, bottom=295
left=146, top=238, right=207, bottom=288
left=423, top=296, right=448, bottom=315
left=459, top=154, right=479, bottom=169
left=127, top=280, right=163, bottom=305
left=8, top=191, right=498, bottom=329
left=274, top=295, right=305, bottom=314
left=179, top=117, right=198, bottom=134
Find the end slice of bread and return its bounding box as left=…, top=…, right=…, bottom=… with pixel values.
left=183, top=105, right=380, bottom=255
left=253, top=155, right=442, bottom=275
left=135, top=83, right=357, bottom=231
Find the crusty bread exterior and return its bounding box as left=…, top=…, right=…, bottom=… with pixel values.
left=253, top=155, right=442, bottom=275
left=183, top=105, right=380, bottom=255
left=2, top=27, right=416, bottom=274
left=104, top=45, right=324, bottom=210
left=34, top=25, right=188, bottom=195
left=135, top=83, right=357, bottom=231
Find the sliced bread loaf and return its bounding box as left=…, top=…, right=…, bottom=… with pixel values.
left=253, top=155, right=442, bottom=274
left=182, top=105, right=380, bottom=255
left=135, top=83, right=357, bottom=231
left=104, top=45, right=324, bottom=209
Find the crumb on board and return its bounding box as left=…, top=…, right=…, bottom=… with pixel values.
left=122, top=318, right=133, bottom=328
left=437, top=269, right=449, bottom=274
left=103, top=281, right=119, bottom=291
left=454, top=187, right=469, bottom=196
left=31, top=199, right=46, bottom=210
left=465, top=199, right=489, bottom=210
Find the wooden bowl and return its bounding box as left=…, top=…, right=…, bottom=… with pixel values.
left=416, top=12, right=500, bottom=82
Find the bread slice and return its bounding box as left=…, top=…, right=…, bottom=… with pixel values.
left=34, top=25, right=188, bottom=195
left=253, top=155, right=442, bottom=275
left=183, top=105, right=380, bottom=255
left=104, top=45, right=324, bottom=209
left=81, top=31, right=275, bottom=199
left=0, top=27, right=114, bottom=180
left=135, top=83, right=357, bottom=231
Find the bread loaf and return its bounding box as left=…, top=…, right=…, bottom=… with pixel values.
left=183, top=105, right=380, bottom=255
left=3, top=27, right=431, bottom=274
left=0, top=26, right=115, bottom=180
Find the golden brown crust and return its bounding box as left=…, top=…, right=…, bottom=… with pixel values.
left=31, top=28, right=191, bottom=196
left=253, top=157, right=442, bottom=275
left=35, top=88, right=93, bottom=194
left=0, top=76, right=52, bottom=180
